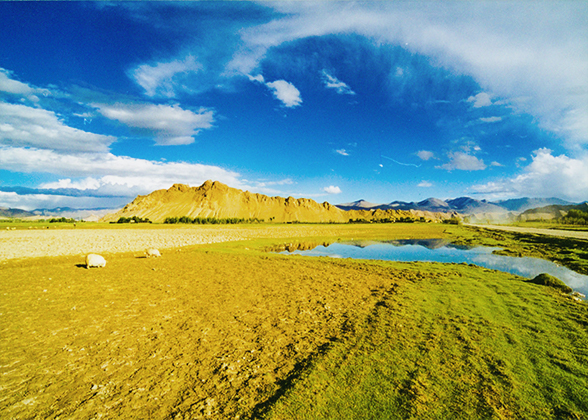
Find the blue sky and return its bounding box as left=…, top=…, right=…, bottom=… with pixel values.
left=0, top=1, right=587, bottom=210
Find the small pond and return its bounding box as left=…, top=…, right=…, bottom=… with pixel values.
left=279, top=239, right=588, bottom=298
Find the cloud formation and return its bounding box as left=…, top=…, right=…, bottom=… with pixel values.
left=323, top=185, right=342, bottom=194
left=335, top=149, right=349, bottom=156
left=479, top=116, right=502, bottom=123
left=474, top=148, right=588, bottom=202
left=416, top=150, right=435, bottom=161
left=266, top=80, right=302, bottom=108
left=321, top=70, right=355, bottom=95
left=0, top=68, right=50, bottom=101
left=418, top=181, right=433, bottom=187
left=94, top=103, right=214, bottom=145
left=0, top=103, right=116, bottom=153
left=467, top=92, right=492, bottom=108
left=0, top=145, right=244, bottom=206
left=228, top=2, right=588, bottom=146
left=437, top=152, right=486, bottom=171
left=130, top=55, right=202, bottom=98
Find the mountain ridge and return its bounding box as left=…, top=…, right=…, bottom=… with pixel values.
left=101, top=181, right=456, bottom=224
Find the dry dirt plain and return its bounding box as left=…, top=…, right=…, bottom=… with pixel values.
left=0, top=224, right=443, bottom=419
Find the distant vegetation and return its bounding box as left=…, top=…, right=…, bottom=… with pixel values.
left=163, top=216, right=264, bottom=225
left=113, top=216, right=152, bottom=224
left=560, top=208, right=588, bottom=225
left=349, top=217, right=428, bottom=224
left=49, top=217, right=77, bottom=223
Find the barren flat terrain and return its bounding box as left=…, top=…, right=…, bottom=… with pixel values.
left=0, top=225, right=425, bottom=262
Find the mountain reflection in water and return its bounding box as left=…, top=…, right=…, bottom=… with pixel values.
left=278, top=240, right=588, bottom=297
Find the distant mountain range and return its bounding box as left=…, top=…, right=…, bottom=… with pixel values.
left=1, top=182, right=581, bottom=223
left=0, top=206, right=120, bottom=221
left=336, top=197, right=573, bottom=214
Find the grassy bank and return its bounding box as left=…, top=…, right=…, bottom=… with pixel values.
left=263, top=261, right=588, bottom=419
left=451, top=225, right=588, bottom=276
left=1, top=224, right=587, bottom=419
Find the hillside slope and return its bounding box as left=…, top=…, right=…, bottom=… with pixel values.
left=101, top=181, right=455, bottom=224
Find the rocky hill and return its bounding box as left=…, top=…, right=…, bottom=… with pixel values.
left=101, top=181, right=455, bottom=224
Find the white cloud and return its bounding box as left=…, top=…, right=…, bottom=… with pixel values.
left=479, top=116, right=502, bottom=123
left=130, top=55, right=202, bottom=98
left=0, top=68, right=50, bottom=101
left=473, top=148, right=588, bottom=202
left=0, top=146, right=243, bottom=192
left=321, top=70, right=355, bottom=95
left=40, top=177, right=102, bottom=190
left=416, top=150, right=435, bottom=161
left=335, top=149, right=349, bottom=156
left=0, top=190, right=126, bottom=211
left=437, top=152, right=487, bottom=171
left=490, top=161, right=503, bottom=167
left=467, top=92, right=492, bottom=108
left=228, top=2, right=588, bottom=146
left=248, top=74, right=265, bottom=83
left=266, top=80, right=302, bottom=108
left=0, top=102, right=115, bottom=153
left=94, top=103, right=214, bottom=145
left=418, top=181, right=433, bottom=187
left=323, top=185, right=342, bottom=194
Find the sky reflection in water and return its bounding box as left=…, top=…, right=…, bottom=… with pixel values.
left=281, top=240, right=588, bottom=297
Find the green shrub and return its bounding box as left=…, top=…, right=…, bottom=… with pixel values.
left=529, top=273, right=573, bottom=293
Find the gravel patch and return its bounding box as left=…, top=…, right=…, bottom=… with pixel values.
left=0, top=226, right=343, bottom=261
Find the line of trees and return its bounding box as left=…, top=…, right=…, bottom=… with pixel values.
left=163, top=216, right=264, bottom=225
left=49, top=217, right=77, bottom=223
left=560, top=209, right=588, bottom=225
left=113, top=216, right=152, bottom=224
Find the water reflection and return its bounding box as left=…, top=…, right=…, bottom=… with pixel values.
left=279, top=240, right=588, bottom=297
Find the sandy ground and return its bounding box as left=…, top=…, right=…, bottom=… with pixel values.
left=466, top=223, right=588, bottom=240
left=0, top=225, right=354, bottom=261
left=0, top=235, right=414, bottom=419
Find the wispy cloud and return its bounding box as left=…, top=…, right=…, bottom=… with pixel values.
left=418, top=180, right=433, bottom=187
left=479, top=116, right=502, bottom=123
left=473, top=148, right=588, bottom=201
left=129, top=55, right=202, bottom=98
left=0, top=68, right=50, bottom=102
left=0, top=102, right=115, bottom=153
left=382, top=155, right=421, bottom=167
left=335, top=149, right=349, bottom=156
left=321, top=70, right=355, bottom=95
left=323, top=185, right=342, bottom=194
left=94, top=103, right=214, bottom=145
left=266, top=80, right=302, bottom=108
left=437, top=152, right=486, bottom=171
left=228, top=2, right=588, bottom=146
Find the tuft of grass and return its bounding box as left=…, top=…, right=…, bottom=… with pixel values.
left=529, top=273, right=573, bottom=293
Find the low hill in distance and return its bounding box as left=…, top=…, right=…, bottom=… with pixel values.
left=0, top=207, right=35, bottom=219
left=338, top=196, right=575, bottom=223
left=518, top=202, right=588, bottom=221
left=101, top=181, right=456, bottom=224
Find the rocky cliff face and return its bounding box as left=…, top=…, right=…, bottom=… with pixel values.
left=101, top=181, right=455, bottom=223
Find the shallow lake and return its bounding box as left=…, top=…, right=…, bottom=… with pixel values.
left=280, top=239, right=588, bottom=298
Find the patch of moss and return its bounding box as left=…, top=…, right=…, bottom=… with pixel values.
left=529, top=273, right=573, bottom=293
